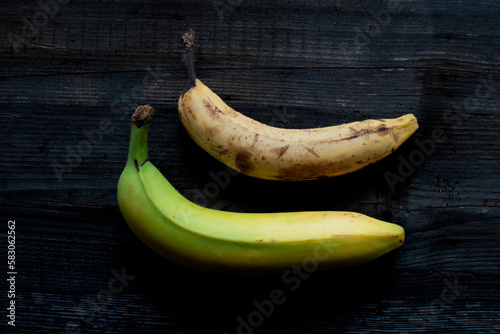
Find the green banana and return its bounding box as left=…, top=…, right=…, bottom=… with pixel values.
left=117, top=105, right=405, bottom=274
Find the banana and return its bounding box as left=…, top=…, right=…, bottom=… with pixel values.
left=117, top=105, right=405, bottom=274
left=178, top=31, right=419, bottom=181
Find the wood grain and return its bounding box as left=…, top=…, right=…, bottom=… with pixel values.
left=1, top=0, right=499, bottom=333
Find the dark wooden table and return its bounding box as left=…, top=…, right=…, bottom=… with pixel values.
left=1, top=1, right=499, bottom=333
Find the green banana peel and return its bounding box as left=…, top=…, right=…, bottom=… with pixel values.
left=117, top=105, right=405, bottom=274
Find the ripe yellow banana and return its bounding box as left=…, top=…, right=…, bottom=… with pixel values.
left=117, top=105, right=405, bottom=274
left=178, top=31, right=419, bottom=181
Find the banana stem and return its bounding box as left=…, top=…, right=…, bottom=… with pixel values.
left=182, top=30, right=197, bottom=94
left=128, top=105, right=154, bottom=170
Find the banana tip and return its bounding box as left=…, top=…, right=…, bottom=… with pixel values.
left=401, top=113, right=417, bottom=123
left=395, top=227, right=406, bottom=248
left=132, top=105, right=155, bottom=128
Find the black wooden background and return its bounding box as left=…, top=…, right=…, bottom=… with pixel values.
left=1, top=0, right=499, bottom=333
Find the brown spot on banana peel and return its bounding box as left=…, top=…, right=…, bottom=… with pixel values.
left=251, top=133, right=259, bottom=147
left=205, top=126, right=221, bottom=139
left=234, top=149, right=254, bottom=174
left=375, top=124, right=389, bottom=136
left=349, top=127, right=371, bottom=138
left=349, top=124, right=389, bottom=139
left=178, top=107, right=185, bottom=123
left=218, top=149, right=229, bottom=156
left=390, top=130, right=399, bottom=143
left=305, top=147, right=320, bottom=158
left=202, top=95, right=240, bottom=119
left=270, top=145, right=290, bottom=159
left=203, top=99, right=224, bottom=119
left=181, top=103, right=197, bottom=121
